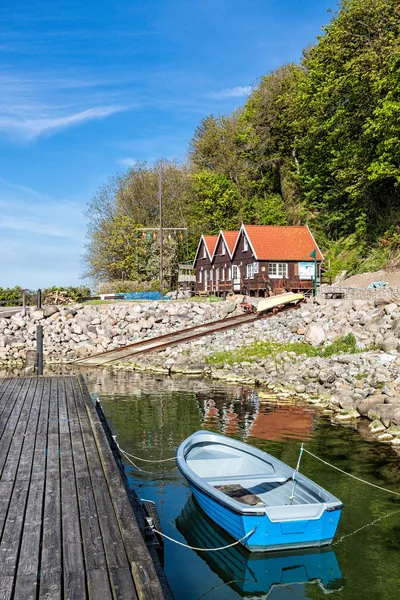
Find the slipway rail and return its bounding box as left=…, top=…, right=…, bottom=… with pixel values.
left=74, top=304, right=299, bottom=367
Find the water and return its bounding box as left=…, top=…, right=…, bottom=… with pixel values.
left=85, top=370, right=400, bottom=600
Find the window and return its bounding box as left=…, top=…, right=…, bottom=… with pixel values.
left=227, top=267, right=232, bottom=280
left=243, top=236, right=248, bottom=252
left=232, top=265, right=240, bottom=280
left=215, top=268, right=219, bottom=282
left=199, top=270, right=202, bottom=283
left=221, top=267, right=225, bottom=281
left=268, top=263, right=288, bottom=278
left=221, top=244, right=226, bottom=255
left=246, top=263, right=255, bottom=279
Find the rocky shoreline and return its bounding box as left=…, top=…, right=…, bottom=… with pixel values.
left=1, top=295, right=400, bottom=447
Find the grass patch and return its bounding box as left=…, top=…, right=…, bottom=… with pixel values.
left=206, top=333, right=362, bottom=365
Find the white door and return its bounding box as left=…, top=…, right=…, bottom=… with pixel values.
left=232, top=265, right=240, bottom=291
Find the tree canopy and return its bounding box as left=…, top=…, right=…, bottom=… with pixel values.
left=84, top=0, right=400, bottom=285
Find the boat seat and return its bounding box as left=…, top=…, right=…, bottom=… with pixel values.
left=206, top=474, right=287, bottom=484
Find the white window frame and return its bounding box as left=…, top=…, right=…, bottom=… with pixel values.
left=243, top=236, right=248, bottom=252
left=268, top=263, right=288, bottom=278
left=246, top=263, right=255, bottom=279
left=221, top=267, right=225, bottom=281
left=227, top=267, right=232, bottom=280
left=232, top=265, right=240, bottom=280
left=199, top=270, right=202, bottom=283
left=203, top=245, right=206, bottom=258
left=215, top=268, right=219, bottom=283
left=221, top=243, right=226, bottom=255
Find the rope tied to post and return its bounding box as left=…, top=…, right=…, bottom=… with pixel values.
left=151, top=526, right=257, bottom=552
left=116, top=441, right=177, bottom=473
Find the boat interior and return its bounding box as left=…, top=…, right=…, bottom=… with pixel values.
left=186, top=443, right=323, bottom=507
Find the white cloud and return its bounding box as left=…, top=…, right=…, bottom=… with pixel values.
left=209, top=85, right=252, bottom=99
left=0, top=106, right=124, bottom=141
left=117, top=157, right=137, bottom=167
left=0, top=69, right=129, bottom=141
left=0, top=216, right=79, bottom=239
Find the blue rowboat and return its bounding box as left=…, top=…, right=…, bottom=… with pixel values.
left=176, top=496, right=343, bottom=597
left=176, top=431, right=343, bottom=553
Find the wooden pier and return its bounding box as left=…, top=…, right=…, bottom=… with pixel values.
left=0, top=376, right=167, bottom=600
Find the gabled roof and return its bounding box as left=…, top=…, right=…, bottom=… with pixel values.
left=193, top=234, right=219, bottom=264
left=233, top=225, right=324, bottom=261
left=217, top=230, right=239, bottom=258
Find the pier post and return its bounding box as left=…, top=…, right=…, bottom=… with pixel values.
left=36, top=325, right=43, bottom=375
left=37, top=288, right=42, bottom=309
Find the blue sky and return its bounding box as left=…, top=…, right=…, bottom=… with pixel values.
left=0, top=0, right=334, bottom=289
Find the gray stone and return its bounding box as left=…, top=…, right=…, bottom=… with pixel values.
left=31, top=310, right=44, bottom=320
left=369, top=419, right=386, bottom=434
left=367, top=404, right=399, bottom=427
left=357, top=395, right=385, bottom=416
left=384, top=303, right=399, bottom=315
left=382, top=337, right=399, bottom=352
left=304, top=324, right=326, bottom=346
left=43, top=305, right=59, bottom=318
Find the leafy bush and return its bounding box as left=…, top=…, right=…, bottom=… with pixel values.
left=98, top=280, right=160, bottom=294
left=0, top=287, right=35, bottom=307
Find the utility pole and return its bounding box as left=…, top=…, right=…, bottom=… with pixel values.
left=159, top=165, right=163, bottom=296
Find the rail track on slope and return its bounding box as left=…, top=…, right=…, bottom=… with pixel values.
left=74, top=303, right=299, bottom=367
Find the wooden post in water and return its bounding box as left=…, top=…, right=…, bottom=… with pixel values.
left=36, top=325, right=43, bottom=375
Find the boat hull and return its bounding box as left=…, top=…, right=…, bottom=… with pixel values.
left=257, top=292, right=304, bottom=314
left=189, top=481, right=341, bottom=552
left=176, top=431, right=342, bottom=553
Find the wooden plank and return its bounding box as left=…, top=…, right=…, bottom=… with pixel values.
left=0, top=379, right=43, bottom=586
left=14, top=378, right=50, bottom=600
left=69, top=379, right=138, bottom=600
left=58, top=378, right=87, bottom=599
left=76, top=377, right=165, bottom=600
left=39, top=378, right=62, bottom=600
left=62, top=377, right=112, bottom=599
left=0, top=378, right=37, bottom=479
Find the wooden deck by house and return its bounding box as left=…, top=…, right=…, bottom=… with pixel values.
left=0, top=375, right=167, bottom=600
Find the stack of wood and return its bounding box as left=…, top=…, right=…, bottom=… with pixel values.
left=43, top=290, right=73, bottom=305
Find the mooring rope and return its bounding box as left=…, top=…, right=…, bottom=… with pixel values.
left=116, top=442, right=176, bottom=463
left=115, top=441, right=177, bottom=473
left=303, top=448, right=400, bottom=497
left=332, top=508, right=400, bottom=546
left=151, top=526, right=256, bottom=552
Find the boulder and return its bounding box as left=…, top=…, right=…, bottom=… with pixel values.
left=369, top=419, right=386, bottom=434
left=304, top=324, right=326, bottom=346
left=357, top=395, right=385, bottom=417
left=43, top=305, right=59, bottom=318
left=367, top=404, right=399, bottom=427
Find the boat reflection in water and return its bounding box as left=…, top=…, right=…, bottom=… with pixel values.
left=176, top=496, right=343, bottom=598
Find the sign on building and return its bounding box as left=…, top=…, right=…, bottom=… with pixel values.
left=298, top=262, right=314, bottom=280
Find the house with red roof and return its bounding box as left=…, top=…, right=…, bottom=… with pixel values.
left=193, top=225, right=323, bottom=296
left=230, top=224, right=323, bottom=296
left=192, top=234, right=218, bottom=293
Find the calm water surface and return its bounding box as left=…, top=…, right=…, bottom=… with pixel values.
left=86, top=370, right=400, bottom=600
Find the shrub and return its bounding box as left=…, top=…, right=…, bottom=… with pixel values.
left=97, top=280, right=160, bottom=294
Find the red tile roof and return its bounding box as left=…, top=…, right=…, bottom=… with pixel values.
left=221, top=231, right=239, bottom=256
left=203, top=235, right=218, bottom=258
left=243, top=225, right=323, bottom=261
